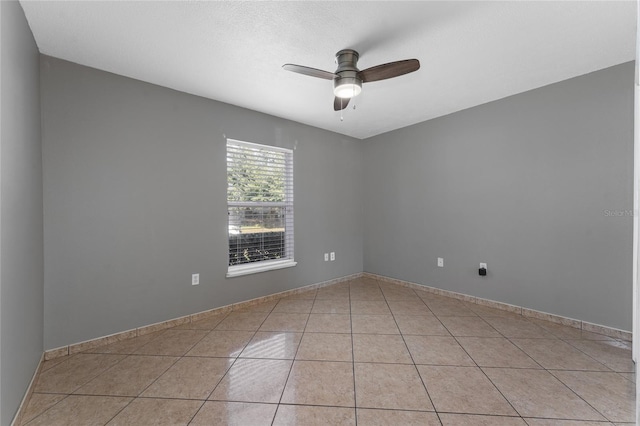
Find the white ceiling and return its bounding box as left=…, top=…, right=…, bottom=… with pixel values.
left=20, top=1, right=636, bottom=140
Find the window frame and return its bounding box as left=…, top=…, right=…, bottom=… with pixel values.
left=226, top=139, right=296, bottom=278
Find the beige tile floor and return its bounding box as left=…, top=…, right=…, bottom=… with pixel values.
left=21, top=277, right=636, bottom=425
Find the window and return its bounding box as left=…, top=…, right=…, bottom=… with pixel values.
left=226, top=139, right=295, bottom=277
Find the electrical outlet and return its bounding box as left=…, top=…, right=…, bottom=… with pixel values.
left=324, top=253, right=329, bottom=261
left=330, top=252, right=335, bottom=261
left=192, top=273, right=199, bottom=286
left=437, top=257, right=444, bottom=267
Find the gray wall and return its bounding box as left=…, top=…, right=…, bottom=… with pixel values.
left=364, top=62, right=634, bottom=331
left=0, top=1, right=44, bottom=424
left=38, top=51, right=634, bottom=348
left=40, top=56, right=363, bottom=350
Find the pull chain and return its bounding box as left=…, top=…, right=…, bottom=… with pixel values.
left=351, top=84, right=357, bottom=111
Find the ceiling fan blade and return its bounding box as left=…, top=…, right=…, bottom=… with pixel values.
left=334, top=97, right=350, bottom=111
left=282, top=64, right=336, bottom=80
left=358, top=59, right=420, bottom=83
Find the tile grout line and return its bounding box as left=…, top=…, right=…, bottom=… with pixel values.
left=420, top=294, right=543, bottom=422
left=367, top=272, right=632, bottom=341
left=271, top=290, right=316, bottom=426
left=511, top=337, right=612, bottom=373
left=560, top=336, right=630, bottom=373
left=132, top=329, right=217, bottom=426
left=19, top=278, right=634, bottom=424
left=410, top=298, right=456, bottom=426
left=187, top=300, right=279, bottom=424
left=543, top=370, right=619, bottom=424
left=377, top=279, right=442, bottom=423
left=41, top=272, right=365, bottom=362
left=442, top=324, right=526, bottom=421
left=97, top=332, right=204, bottom=425
left=349, top=279, right=358, bottom=426
left=27, top=348, right=143, bottom=425
left=457, top=313, right=547, bottom=372
left=438, top=309, right=606, bottom=423
left=18, top=394, right=71, bottom=426
left=497, top=325, right=619, bottom=423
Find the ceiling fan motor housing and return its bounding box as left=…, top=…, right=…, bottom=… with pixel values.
left=334, top=49, right=362, bottom=98
left=282, top=48, right=420, bottom=109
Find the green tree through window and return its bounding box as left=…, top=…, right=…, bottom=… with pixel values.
left=226, top=139, right=294, bottom=271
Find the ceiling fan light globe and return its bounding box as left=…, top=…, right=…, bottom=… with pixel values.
left=334, top=83, right=362, bottom=99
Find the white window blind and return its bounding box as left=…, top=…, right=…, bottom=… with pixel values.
left=226, top=139, right=295, bottom=277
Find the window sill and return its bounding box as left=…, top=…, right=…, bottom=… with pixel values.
left=226, top=259, right=297, bottom=278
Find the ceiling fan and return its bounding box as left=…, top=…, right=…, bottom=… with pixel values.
left=283, top=49, right=420, bottom=111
